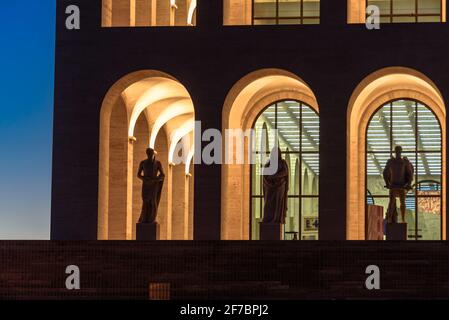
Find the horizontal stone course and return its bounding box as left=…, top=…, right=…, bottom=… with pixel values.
left=0, top=241, right=448, bottom=299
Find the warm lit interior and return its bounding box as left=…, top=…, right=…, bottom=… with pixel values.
left=366, top=99, right=443, bottom=240
left=347, top=67, right=446, bottom=240
left=348, top=0, right=446, bottom=23
left=98, top=70, right=195, bottom=240
left=102, top=0, right=197, bottom=27
left=224, top=0, right=320, bottom=25
left=222, top=68, right=319, bottom=240
left=251, top=100, right=319, bottom=240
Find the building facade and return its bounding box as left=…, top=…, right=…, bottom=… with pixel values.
left=51, top=0, right=449, bottom=241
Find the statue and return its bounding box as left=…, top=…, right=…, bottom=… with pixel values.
left=383, top=146, right=414, bottom=223
left=262, top=148, right=289, bottom=224
left=137, top=148, right=165, bottom=224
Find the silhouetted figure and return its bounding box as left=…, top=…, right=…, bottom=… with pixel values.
left=383, top=146, right=414, bottom=223
left=137, top=148, right=165, bottom=224
left=262, top=148, right=289, bottom=224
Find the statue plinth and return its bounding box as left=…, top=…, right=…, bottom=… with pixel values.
left=259, top=223, right=283, bottom=240
left=386, top=223, right=407, bottom=240
left=136, top=222, right=159, bottom=241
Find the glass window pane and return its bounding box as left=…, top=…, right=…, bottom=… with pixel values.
left=252, top=154, right=264, bottom=196
left=367, top=105, right=391, bottom=152
left=253, top=18, right=277, bottom=25
left=418, top=0, right=441, bottom=15
left=302, top=18, right=320, bottom=24
left=417, top=15, right=441, bottom=22
left=417, top=103, right=441, bottom=151
left=301, top=104, right=319, bottom=152
left=302, top=197, right=318, bottom=240
left=368, top=0, right=391, bottom=15
left=393, top=0, right=416, bottom=15
left=278, top=0, right=301, bottom=18
left=251, top=197, right=263, bottom=240
left=289, top=155, right=300, bottom=196
left=391, top=100, right=416, bottom=152
left=303, top=0, right=320, bottom=18
left=302, top=154, right=319, bottom=195
left=367, top=154, right=391, bottom=197
left=278, top=18, right=302, bottom=24
left=419, top=153, right=442, bottom=177
left=254, top=0, right=277, bottom=18
left=392, top=16, right=416, bottom=22
left=278, top=101, right=300, bottom=152
left=285, top=198, right=299, bottom=239
left=417, top=197, right=441, bottom=240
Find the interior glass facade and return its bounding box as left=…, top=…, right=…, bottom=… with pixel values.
left=366, top=99, right=442, bottom=240
left=367, top=0, right=442, bottom=22
left=251, top=101, right=319, bottom=240
left=253, top=0, right=320, bottom=25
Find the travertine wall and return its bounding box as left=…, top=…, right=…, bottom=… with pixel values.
left=108, top=98, right=129, bottom=240
left=172, top=164, right=189, bottom=239
left=132, top=115, right=149, bottom=239
left=347, top=0, right=365, bottom=23
left=155, top=130, right=172, bottom=240
left=223, top=0, right=251, bottom=25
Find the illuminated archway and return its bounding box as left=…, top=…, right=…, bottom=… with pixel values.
left=99, top=70, right=195, bottom=240
left=222, top=68, right=319, bottom=240
left=347, top=67, right=446, bottom=240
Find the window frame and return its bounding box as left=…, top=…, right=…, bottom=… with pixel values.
left=250, top=100, right=320, bottom=240
left=252, top=0, right=320, bottom=25
left=364, top=98, right=443, bottom=240
left=365, top=0, right=443, bottom=23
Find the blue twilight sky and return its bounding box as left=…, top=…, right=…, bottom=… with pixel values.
left=0, top=1, right=55, bottom=239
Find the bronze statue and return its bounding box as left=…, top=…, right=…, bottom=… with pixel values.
left=383, top=146, right=414, bottom=223
left=262, top=148, right=289, bottom=224
left=137, top=148, right=165, bottom=224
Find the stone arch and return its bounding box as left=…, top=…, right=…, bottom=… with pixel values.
left=99, top=70, right=195, bottom=240
left=221, top=68, right=319, bottom=240
left=347, top=66, right=446, bottom=240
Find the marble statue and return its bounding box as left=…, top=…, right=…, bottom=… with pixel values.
left=262, top=148, right=289, bottom=224
left=137, top=148, right=165, bottom=224
left=383, top=145, right=414, bottom=223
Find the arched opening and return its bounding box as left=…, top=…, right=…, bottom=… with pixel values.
left=99, top=70, right=195, bottom=240
left=250, top=100, right=320, bottom=240
left=222, top=68, right=319, bottom=240
left=347, top=67, right=446, bottom=240
left=366, top=99, right=443, bottom=240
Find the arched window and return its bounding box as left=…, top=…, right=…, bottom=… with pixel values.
left=251, top=100, right=319, bottom=240
left=366, top=99, right=442, bottom=240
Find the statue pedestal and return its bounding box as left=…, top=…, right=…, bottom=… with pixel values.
left=259, top=223, right=283, bottom=240
left=386, top=223, right=407, bottom=240
left=136, top=222, right=159, bottom=241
